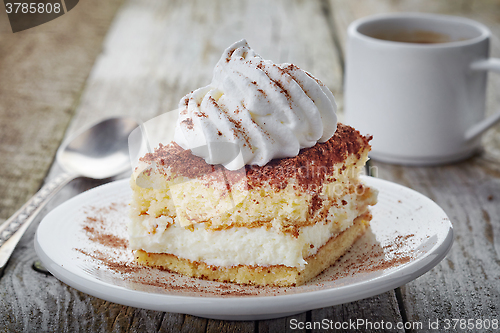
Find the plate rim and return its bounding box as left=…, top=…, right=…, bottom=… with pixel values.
left=35, top=176, right=454, bottom=319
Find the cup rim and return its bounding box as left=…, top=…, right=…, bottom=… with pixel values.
left=348, top=12, right=491, bottom=48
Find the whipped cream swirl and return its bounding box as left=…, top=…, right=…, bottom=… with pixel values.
left=174, top=39, right=337, bottom=170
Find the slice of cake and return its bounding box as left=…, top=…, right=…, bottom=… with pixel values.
left=128, top=40, right=377, bottom=286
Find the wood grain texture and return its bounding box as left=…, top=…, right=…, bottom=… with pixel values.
left=259, top=313, right=309, bottom=333
left=327, top=0, right=500, bottom=329
left=62, top=0, right=343, bottom=136
left=310, top=292, right=405, bottom=333
left=328, top=0, right=500, bottom=327
left=0, top=177, right=131, bottom=332
left=4, top=0, right=500, bottom=332
left=373, top=160, right=500, bottom=329
left=0, top=0, right=124, bottom=220
left=0, top=0, right=346, bottom=332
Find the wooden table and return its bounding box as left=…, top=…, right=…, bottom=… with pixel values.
left=1, top=0, right=499, bottom=331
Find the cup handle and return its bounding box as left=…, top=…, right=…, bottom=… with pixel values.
left=465, top=58, right=500, bottom=141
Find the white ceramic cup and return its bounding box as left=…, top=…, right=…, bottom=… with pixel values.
left=345, top=13, right=500, bottom=165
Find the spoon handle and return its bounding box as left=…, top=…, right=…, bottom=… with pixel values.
left=0, top=172, right=76, bottom=271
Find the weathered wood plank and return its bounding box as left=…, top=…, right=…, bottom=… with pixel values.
left=7, top=0, right=498, bottom=331
left=0, top=0, right=344, bottom=332
left=257, top=311, right=307, bottom=333
left=206, top=319, right=255, bottom=333
left=157, top=313, right=184, bottom=333
left=0, top=0, right=124, bottom=221
left=0, top=178, right=131, bottom=332
left=63, top=0, right=344, bottom=136
left=328, top=0, right=500, bottom=327
left=310, top=292, right=405, bottom=333
left=373, top=160, right=500, bottom=328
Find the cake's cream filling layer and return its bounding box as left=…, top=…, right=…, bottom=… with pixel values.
left=128, top=192, right=373, bottom=268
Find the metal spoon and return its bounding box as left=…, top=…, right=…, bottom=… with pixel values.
left=0, top=117, right=139, bottom=272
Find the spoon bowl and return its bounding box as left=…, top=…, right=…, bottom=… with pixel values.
left=57, top=117, right=139, bottom=179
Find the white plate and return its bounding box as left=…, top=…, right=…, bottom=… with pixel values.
left=35, top=176, right=453, bottom=320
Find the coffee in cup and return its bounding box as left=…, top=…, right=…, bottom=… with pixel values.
left=345, top=13, right=500, bottom=165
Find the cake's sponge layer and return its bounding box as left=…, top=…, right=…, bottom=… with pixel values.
left=135, top=213, right=371, bottom=286
left=130, top=123, right=374, bottom=229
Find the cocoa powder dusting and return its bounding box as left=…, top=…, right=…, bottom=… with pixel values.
left=309, top=194, right=322, bottom=216
left=320, top=231, right=419, bottom=283
left=181, top=118, right=194, bottom=130
left=75, top=248, right=144, bottom=274
left=83, top=225, right=128, bottom=249
left=139, top=123, right=371, bottom=193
